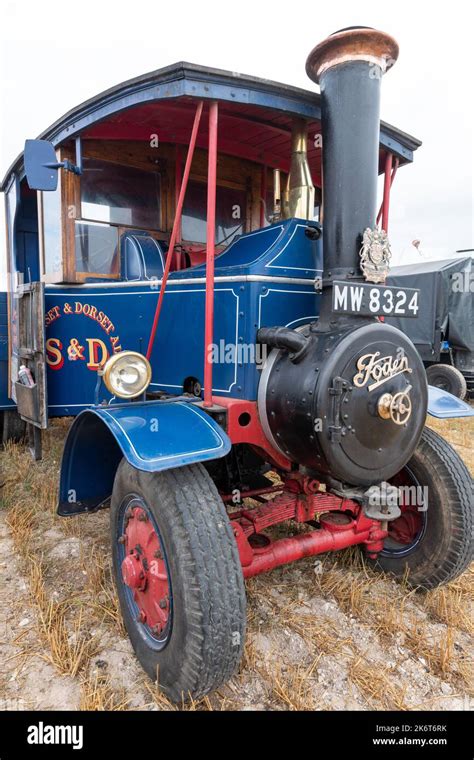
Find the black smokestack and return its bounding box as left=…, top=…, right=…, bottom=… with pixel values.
left=306, top=27, right=398, bottom=285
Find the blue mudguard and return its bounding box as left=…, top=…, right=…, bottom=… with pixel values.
left=427, top=385, right=474, bottom=419
left=58, top=400, right=231, bottom=516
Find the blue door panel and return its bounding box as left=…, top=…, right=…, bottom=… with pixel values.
left=149, top=287, right=240, bottom=395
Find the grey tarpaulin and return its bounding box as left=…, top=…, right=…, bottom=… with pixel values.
left=386, top=256, right=474, bottom=366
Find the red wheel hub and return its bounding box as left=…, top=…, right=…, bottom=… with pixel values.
left=122, top=554, right=146, bottom=590
left=388, top=510, right=422, bottom=545
left=121, top=505, right=171, bottom=635
left=387, top=471, right=424, bottom=545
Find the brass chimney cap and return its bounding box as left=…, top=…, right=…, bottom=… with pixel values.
left=306, top=26, right=399, bottom=84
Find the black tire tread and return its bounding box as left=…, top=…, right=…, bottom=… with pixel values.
left=111, top=460, right=246, bottom=701
left=375, top=427, right=473, bottom=589
left=426, top=364, right=467, bottom=400
left=418, top=427, right=473, bottom=586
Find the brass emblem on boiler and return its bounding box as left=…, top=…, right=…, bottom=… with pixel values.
left=353, top=351, right=412, bottom=392
left=359, top=227, right=391, bottom=283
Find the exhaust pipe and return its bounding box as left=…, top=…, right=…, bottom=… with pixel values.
left=286, top=118, right=315, bottom=220
left=257, top=27, right=428, bottom=487
left=306, top=27, right=398, bottom=295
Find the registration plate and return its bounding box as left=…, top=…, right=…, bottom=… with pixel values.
left=332, top=280, right=420, bottom=318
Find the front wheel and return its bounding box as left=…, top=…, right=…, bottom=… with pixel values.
left=110, top=460, right=246, bottom=702
left=372, top=427, right=473, bottom=589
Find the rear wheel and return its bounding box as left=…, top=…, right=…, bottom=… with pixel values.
left=426, top=364, right=467, bottom=399
left=111, top=460, right=246, bottom=702
left=372, top=427, right=473, bottom=589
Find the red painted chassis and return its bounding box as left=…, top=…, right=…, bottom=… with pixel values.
left=214, top=396, right=388, bottom=578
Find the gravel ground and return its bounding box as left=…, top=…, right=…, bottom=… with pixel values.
left=0, top=414, right=472, bottom=711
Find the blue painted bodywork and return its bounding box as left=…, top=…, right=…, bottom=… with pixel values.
left=44, top=218, right=321, bottom=415
left=427, top=385, right=474, bottom=419
left=58, top=400, right=231, bottom=515
left=45, top=218, right=321, bottom=510
left=12, top=217, right=473, bottom=425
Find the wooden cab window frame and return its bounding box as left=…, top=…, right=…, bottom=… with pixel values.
left=37, top=141, right=262, bottom=283
left=38, top=146, right=75, bottom=284
left=39, top=144, right=166, bottom=284
left=38, top=145, right=117, bottom=284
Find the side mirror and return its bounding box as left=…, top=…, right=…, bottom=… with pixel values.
left=24, top=139, right=60, bottom=191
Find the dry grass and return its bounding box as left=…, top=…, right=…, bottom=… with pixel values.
left=305, top=562, right=473, bottom=691
left=286, top=613, right=351, bottom=657
left=266, top=660, right=320, bottom=711
left=348, top=658, right=408, bottom=710
left=38, top=602, right=99, bottom=677
left=424, top=578, right=474, bottom=634
left=3, top=529, right=99, bottom=677
left=6, top=503, right=35, bottom=555
left=80, top=672, right=130, bottom=711
left=81, top=546, right=125, bottom=633
left=0, top=412, right=472, bottom=710
left=1, top=427, right=104, bottom=688
left=142, top=681, right=217, bottom=711
left=314, top=566, right=374, bottom=617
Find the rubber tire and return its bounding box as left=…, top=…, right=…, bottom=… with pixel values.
left=1, top=410, right=26, bottom=445
left=372, top=427, right=473, bottom=589
left=426, top=364, right=467, bottom=400
left=111, top=459, right=246, bottom=702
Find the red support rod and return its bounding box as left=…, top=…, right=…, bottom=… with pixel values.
left=241, top=524, right=387, bottom=578
left=146, top=101, right=203, bottom=360
left=377, top=153, right=399, bottom=231
left=220, top=484, right=283, bottom=503
left=174, top=145, right=182, bottom=270
left=203, top=102, right=219, bottom=407
left=259, top=164, right=267, bottom=228
left=381, top=151, right=393, bottom=232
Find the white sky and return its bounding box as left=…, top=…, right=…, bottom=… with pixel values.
left=1, top=0, right=473, bottom=284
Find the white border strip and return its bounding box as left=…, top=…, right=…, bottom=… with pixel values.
left=46, top=273, right=320, bottom=290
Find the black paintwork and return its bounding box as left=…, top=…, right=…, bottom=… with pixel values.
left=264, top=322, right=428, bottom=486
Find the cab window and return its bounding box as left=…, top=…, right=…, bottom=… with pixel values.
left=182, top=180, right=247, bottom=244
left=39, top=148, right=164, bottom=283
left=74, top=221, right=120, bottom=276
left=81, top=158, right=161, bottom=230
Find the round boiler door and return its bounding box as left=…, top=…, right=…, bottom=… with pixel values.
left=315, top=322, right=428, bottom=485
